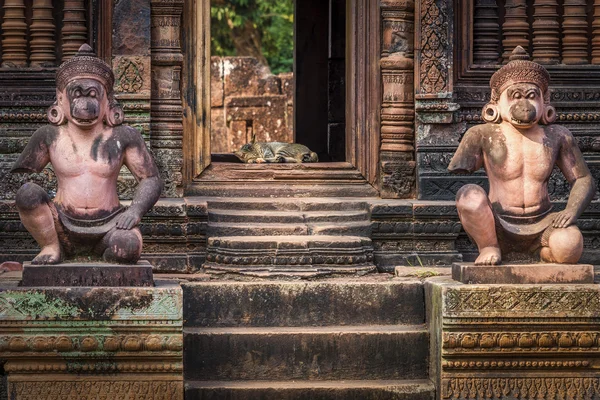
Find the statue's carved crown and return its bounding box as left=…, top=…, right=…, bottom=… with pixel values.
left=56, top=44, right=114, bottom=93
left=490, top=46, right=550, bottom=103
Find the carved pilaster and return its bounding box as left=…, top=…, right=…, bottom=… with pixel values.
left=1, top=0, right=28, bottom=67
left=532, top=0, right=560, bottom=64
left=380, top=1, right=416, bottom=199
left=62, top=0, right=88, bottom=61
left=151, top=0, right=184, bottom=197
left=30, top=0, right=56, bottom=67
left=501, top=0, right=529, bottom=63
left=473, top=0, right=500, bottom=64
left=415, top=0, right=456, bottom=123
left=562, top=0, right=588, bottom=65
left=592, top=0, right=600, bottom=64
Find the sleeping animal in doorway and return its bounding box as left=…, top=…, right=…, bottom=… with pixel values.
left=233, top=136, right=319, bottom=163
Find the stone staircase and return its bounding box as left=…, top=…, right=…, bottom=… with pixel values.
left=183, top=277, right=434, bottom=399
left=203, top=198, right=376, bottom=277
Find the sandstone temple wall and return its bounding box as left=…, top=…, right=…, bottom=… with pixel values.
left=210, top=57, right=294, bottom=154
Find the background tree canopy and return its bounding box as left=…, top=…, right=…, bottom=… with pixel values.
left=211, top=0, right=294, bottom=75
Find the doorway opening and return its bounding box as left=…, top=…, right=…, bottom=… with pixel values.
left=209, top=0, right=346, bottom=163
left=183, top=0, right=379, bottom=197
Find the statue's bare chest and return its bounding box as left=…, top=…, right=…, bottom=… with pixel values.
left=49, top=134, right=123, bottom=178
left=483, top=130, right=557, bottom=181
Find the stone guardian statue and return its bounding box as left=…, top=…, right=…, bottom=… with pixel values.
left=448, top=46, right=596, bottom=266
left=11, top=44, right=163, bottom=265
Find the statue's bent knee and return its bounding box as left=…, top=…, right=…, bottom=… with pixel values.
left=15, top=183, right=50, bottom=211
left=456, top=185, right=488, bottom=214
left=548, top=226, right=583, bottom=264
left=104, top=229, right=143, bottom=264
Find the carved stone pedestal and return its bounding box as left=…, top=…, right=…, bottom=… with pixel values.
left=452, top=262, right=594, bottom=284
left=21, top=260, right=154, bottom=287
left=0, top=281, right=183, bottom=399
left=426, top=277, right=600, bottom=400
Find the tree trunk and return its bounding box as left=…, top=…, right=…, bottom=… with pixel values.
left=228, top=18, right=269, bottom=67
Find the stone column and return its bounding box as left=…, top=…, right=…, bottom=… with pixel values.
left=501, top=0, right=529, bottom=62
left=150, top=0, right=184, bottom=198
left=1, top=0, right=28, bottom=67
left=532, top=0, right=560, bottom=64
left=562, top=0, right=589, bottom=65
left=473, top=0, right=500, bottom=64
left=30, top=0, right=56, bottom=67
left=62, top=0, right=88, bottom=61
left=591, top=0, right=600, bottom=64
left=379, top=0, right=416, bottom=198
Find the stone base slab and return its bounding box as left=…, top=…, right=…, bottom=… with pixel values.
left=0, top=281, right=183, bottom=399
left=21, top=260, right=154, bottom=287
left=426, top=277, right=600, bottom=400
left=451, top=262, right=594, bottom=284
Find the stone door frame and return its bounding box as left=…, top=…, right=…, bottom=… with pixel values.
left=181, top=0, right=381, bottom=196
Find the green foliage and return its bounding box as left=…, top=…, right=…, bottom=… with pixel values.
left=211, top=0, right=294, bottom=75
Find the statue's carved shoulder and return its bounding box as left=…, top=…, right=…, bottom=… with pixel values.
left=448, top=125, right=489, bottom=174
left=111, top=125, right=145, bottom=149
left=544, top=124, right=575, bottom=146
left=11, top=125, right=60, bottom=173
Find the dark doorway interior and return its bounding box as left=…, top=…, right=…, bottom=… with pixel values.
left=295, top=0, right=346, bottom=162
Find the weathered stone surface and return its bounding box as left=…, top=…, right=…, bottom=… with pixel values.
left=184, top=325, right=428, bottom=381
left=210, top=57, right=294, bottom=154
left=203, top=198, right=375, bottom=277
left=21, top=260, right=154, bottom=287
left=0, top=281, right=183, bottom=399
left=204, top=235, right=375, bottom=276
left=9, top=376, right=182, bottom=400
left=183, top=279, right=425, bottom=327
left=112, top=0, right=151, bottom=55
left=452, top=262, right=594, bottom=284
left=185, top=380, right=435, bottom=400
left=426, top=277, right=600, bottom=400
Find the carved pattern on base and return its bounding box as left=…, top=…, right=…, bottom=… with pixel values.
left=442, top=377, right=600, bottom=400
left=444, top=287, right=600, bottom=315
left=9, top=379, right=183, bottom=400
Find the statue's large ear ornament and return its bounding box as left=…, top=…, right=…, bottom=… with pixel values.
left=47, top=102, right=66, bottom=125
left=482, top=103, right=502, bottom=124
left=540, top=105, right=557, bottom=125
left=106, top=102, right=124, bottom=127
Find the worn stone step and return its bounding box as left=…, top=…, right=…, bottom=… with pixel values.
left=208, top=221, right=371, bottom=237
left=204, top=235, right=375, bottom=275
left=309, top=221, right=372, bottom=237
left=183, top=278, right=425, bottom=327
left=183, top=325, right=429, bottom=381
left=207, top=209, right=370, bottom=224
left=185, top=379, right=435, bottom=400
left=207, top=223, right=309, bottom=237
left=206, top=198, right=370, bottom=212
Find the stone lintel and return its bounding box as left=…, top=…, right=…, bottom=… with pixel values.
left=452, top=262, right=594, bottom=284
left=21, top=260, right=154, bottom=287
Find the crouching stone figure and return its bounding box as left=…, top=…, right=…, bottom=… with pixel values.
left=449, top=46, right=596, bottom=266
left=12, top=44, right=163, bottom=265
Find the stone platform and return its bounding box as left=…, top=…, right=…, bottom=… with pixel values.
left=0, top=280, right=183, bottom=399
left=426, top=277, right=600, bottom=400
left=452, top=262, right=594, bottom=284
left=21, top=260, right=154, bottom=287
